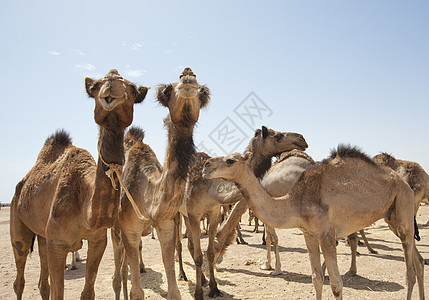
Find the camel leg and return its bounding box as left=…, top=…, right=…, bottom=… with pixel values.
left=346, top=233, right=358, bottom=276
left=111, top=225, right=124, bottom=300
left=185, top=215, right=205, bottom=300
left=359, top=229, right=378, bottom=254
left=253, top=216, right=259, bottom=233
left=413, top=244, right=425, bottom=300
left=268, top=226, right=281, bottom=275
left=207, top=210, right=223, bottom=298
left=319, top=232, right=343, bottom=300
left=303, top=233, right=324, bottom=300
left=260, top=226, right=273, bottom=271
left=156, top=220, right=181, bottom=300
left=261, top=224, right=266, bottom=245
left=174, top=213, right=187, bottom=281
left=71, top=251, right=78, bottom=270
left=37, top=236, right=50, bottom=300
left=122, top=228, right=144, bottom=300
left=10, top=201, right=34, bottom=300
left=138, top=239, right=146, bottom=273
left=47, top=238, right=69, bottom=299
left=235, top=224, right=247, bottom=244
left=81, top=230, right=108, bottom=300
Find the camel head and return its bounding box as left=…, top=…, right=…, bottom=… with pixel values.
left=251, top=126, right=308, bottom=156
left=373, top=152, right=397, bottom=168
left=202, top=152, right=251, bottom=182
left=156, top=67, right=210, bottom=128
left=85, top=69, right=149, bottom=128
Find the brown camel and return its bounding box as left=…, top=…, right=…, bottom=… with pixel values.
left=181, top=126, right=308, bottom=299
left=202, top=145, right=425, bottom=300
left=116, top=68, right=210, bottom=300
left=10, top=69, right=148, bottom=299
left=374, top=152, right=429, bottom=215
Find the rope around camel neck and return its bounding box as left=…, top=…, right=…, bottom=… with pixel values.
left=99, top=155, right=149, bottom=222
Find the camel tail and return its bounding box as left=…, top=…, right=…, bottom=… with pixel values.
left=30, top=234, right=36, bottom=254
left=414, top=217, right=421, bottom=241
left=124, top=126, right=145, bottom=152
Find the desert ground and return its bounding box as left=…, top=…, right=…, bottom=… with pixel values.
left=1, top=205, right=428, bottom=299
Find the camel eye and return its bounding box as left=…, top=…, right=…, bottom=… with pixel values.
left=226, top=159, right=235, bottom=165
left=275, top=134, right=283, bottom=141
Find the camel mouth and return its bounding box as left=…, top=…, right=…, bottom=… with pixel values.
left=100, top=96, right=123, bottom=111
left=202, top=167, right=214, bottom=179
left=176, top=82, right=199, bottom=98
left=293, top=143, right=308, bottom=151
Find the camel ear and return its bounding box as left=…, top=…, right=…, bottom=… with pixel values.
left=85, top=77, right=96, bottom=98
left=198, top=85, right=211, bottom=108
left=261, top=126, right=269, bottom=139
left=156, top=84, right=173, bottom=107
left=243, top=152, right=252, bottom=161
left=135, top=86, right=149, bottom=104
left=254, top=129, right=261, bottom=137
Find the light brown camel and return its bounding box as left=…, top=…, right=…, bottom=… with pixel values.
left=10, top=69, right=148, bottom=299
left=181, top=126, right=308, bottom=299
left=202, top=145, right=425, bottom=300
left=215, top=150, right=378, bottom=277
left=116, top=68, right=210, bottom=300
left=374, top=152, right=429, bottom=216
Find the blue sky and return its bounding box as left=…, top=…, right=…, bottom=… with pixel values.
left=1, top=1, right=428, bottom=203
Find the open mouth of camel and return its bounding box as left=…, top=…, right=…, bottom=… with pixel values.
left=100, top=96, right=122, bottom=111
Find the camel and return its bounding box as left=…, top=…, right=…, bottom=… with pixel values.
left=202, top=145, right=425, bottom=300
left=181, top=126, right=308, bottom=299
left=215, top=150, right=379, bottom=277
left=115, top=68, right=210, bottom=300
left=374, top=152, right=429, bottom=216
left=10, top=69, right=148, bottom=299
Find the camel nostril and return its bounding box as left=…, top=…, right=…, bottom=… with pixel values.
left=203, top=161, right=211, bottom=169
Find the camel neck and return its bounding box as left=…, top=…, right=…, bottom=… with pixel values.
left=147, top=119, right=195, bottom=221
left=88, top=125, right=125, bottom=229
left=248, top=152, right=272, bottom=179
left=234, top=167, right=300, bottom=229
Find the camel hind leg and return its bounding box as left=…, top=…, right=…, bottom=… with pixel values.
left=384, top=187, right=422, bottom=300
left=37, top=236, right=50, bottom=300
left=10, top=198, right=35, bottom=300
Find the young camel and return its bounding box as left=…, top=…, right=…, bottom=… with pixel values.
left=116, top=68, right=210, bottom=300
left=202, top=146, right=425, bottom=300
left=182, top=126, right=308, bottom=299
left=10, top=69, right=148, bottom=299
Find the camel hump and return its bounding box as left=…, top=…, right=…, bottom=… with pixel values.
left=326, top=144, right=376, bottom=166
left=277, top=150, right=316, bottom=165
left=44, top=129, right=72, bottom=147
left=125, top=126, right=145, bottom=151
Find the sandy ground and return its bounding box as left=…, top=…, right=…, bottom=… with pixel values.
left=1, top=205, right=428, bottom=299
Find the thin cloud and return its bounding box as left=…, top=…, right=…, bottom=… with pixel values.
left=71, top=49, right=85, bottom=56
left=49, top=51, right=61, bottom=56
left=125, top=69, right=146, bottom=78
left=122, top=42, right=144, bottom=51
left=75, top=63, right=96, bottom=71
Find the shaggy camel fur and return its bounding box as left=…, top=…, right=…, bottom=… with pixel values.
left=116, top=68, right=210, bottom=300
left=203, top=146, right=425, bottom=300
left=10, top=69, right=148, bottom=299
left=181, top=126, right=308, bottom=299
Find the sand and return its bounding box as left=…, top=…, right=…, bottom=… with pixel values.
left=1, top=205, right=428, bottom=299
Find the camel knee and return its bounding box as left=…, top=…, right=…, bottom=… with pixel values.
left=194, top=254, right=203, bottom=267
left=13, top=277, right=25, bottom=299
left=38, top=279, right=50, bottom=300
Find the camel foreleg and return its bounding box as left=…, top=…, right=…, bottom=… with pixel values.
left=81, top=230, right=107, bottom=300
left=37, top=236, right=50, bottom=300
left=303, top=233, right=324, bottom=300
left=156, top=220, right=181, bottom=300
